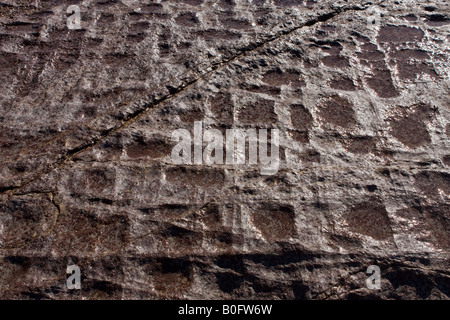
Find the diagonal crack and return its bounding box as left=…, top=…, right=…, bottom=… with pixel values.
left=2, top=1, right=385, bottom=196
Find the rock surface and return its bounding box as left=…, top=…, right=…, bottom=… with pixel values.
left=0, top=0, right=449, bottom=299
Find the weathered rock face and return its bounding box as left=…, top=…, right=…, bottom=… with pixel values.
left=0, top=0, right=449, bottom=299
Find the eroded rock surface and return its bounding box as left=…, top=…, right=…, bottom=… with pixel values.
left=0, top=0, right=449, bottom=299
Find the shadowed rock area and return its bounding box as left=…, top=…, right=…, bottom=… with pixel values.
left=0, top=0, right=449, bottom=299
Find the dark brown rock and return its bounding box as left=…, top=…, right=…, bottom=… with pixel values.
left=0, top=0, right=449, bottom=300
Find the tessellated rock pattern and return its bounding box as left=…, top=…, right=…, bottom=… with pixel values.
left=0, top=0, right=449, bottom=299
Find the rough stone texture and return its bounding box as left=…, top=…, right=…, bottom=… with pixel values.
left=0, top=0, right=449, bottom=299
